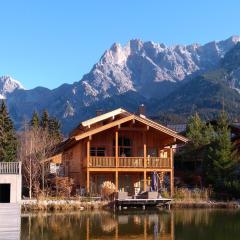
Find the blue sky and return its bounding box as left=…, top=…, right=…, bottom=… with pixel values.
left=0, top=0, right=239, bottom=89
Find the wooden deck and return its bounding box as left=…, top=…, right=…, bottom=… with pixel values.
left=0, top=204, right=20, bottom=240
left=115, top=198, right=172, bottom=209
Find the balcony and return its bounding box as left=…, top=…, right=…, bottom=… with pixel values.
left=0, top=162, right=21, bottom=175
left=89, top=156, right=171, bottom=169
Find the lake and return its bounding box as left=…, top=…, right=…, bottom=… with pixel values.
left=20, top=209, right=240, bottom=240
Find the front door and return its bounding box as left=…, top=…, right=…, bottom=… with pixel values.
left=0, top=184, right=11, bottom=203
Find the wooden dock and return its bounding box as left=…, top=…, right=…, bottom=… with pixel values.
left=0, top=204, right=21, bottom=240
left=115, top=198, right=172, bottom=210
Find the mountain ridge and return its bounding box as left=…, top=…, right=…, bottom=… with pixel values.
left=1, top=35, right=240, bottom=133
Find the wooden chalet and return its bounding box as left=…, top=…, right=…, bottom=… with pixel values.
left=48, top=108, right=188, bottom=197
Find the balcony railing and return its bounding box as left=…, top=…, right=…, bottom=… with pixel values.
left=89, top=157, right=171, bottom=168
left=147, top=157, right=170, bottom=168
left=89, top=157, right=116, bottom=167
left=119, top=157, right=144, bottom=168
left=0, top=162, right=21, bottom=174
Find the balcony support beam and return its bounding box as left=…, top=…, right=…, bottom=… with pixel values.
left=143, top=132, right=147, bottom=168
left=115, top=171, right=118, bottom=192
left=170, top=146, right=174, bottom=197
left=115, top=130, right=119, bottom=167
left=143, top=170, right=147, bottom=191
left=87, top=138, right=91, bottom=192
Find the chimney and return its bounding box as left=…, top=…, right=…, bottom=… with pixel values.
left=138, top=104, right=146, bottom=117
left=96, top=109, right=104, bottom=116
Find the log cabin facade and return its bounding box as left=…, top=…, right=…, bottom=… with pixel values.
left=48, top=108, right=188, bottom=197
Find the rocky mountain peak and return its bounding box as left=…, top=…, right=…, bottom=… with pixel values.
left=0, top=75, right=24, bottom=99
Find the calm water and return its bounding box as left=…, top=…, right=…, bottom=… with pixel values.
left=21, top=209, right=240, bottom=240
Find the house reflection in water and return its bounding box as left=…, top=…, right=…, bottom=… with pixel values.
left=21, top=210, right=174, bottom=240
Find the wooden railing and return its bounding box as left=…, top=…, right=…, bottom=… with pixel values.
left=0, top=162, right=21, bottom=174
left=147, top=157, right=170, bottom=168
left=88, top=157, right=171, bottom=168
left=119, top=157, right=144, bottom=168
left=89, top=157, right=116, bottom=167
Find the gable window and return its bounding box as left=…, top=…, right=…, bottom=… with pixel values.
left=90, top=147, right=105, bottom=156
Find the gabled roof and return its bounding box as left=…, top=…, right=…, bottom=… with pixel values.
left=73, top=109, right=188, bottom=143
left=81, top=108, right=129, bottom=127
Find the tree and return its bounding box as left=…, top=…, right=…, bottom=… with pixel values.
left=18, top=125, right=59, bottom=198
left=48, top=117, right=62, bottom=142
left=0, top=100, right=17, bottom=162
left=207, top=112, right=239, bottom=187
left=186, top=112, right=215, bottom=149
left=40, top=110, right=49, bottom=130
left=30, top=111, right=40, bottom=128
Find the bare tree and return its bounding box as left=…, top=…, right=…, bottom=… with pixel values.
left=18, top=124, right=59, bottom=199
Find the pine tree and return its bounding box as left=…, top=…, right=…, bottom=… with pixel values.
left=30, top=111, right=40, bottom=128
left=48, top=117, right=62, bottom=142
left=186, top=113, right=214, bottom=149
left=40, top=110, right=49, bottom=130
left=186, top=113, right=205, bottom=148
left=207, top=112, right=238, bottom=186
left=0, top=101, right=17, bottom=162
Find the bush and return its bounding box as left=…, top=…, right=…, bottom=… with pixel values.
left=100, top=181, right=116, bottom=200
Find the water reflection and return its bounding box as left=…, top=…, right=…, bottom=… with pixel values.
left=21, top=209, right=174, bottom=240
left=21, top=209, right=240, bottom=240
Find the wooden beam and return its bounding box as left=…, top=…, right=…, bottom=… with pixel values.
left=87, top=139, right=90, bottom=167
left=75, top=115, right=134, bottom=141
left=115, top=171, right=119, bottom=192
left=86, top=168, right=172, bottom=172
left=170, top=170, right=174, bottom=198
left=143, top=170, right=147, bottom=191
left=86, top=139, right=90, bottom=193
left=118, top=127, right=148, bottom=132
left=87, top=170, right=90, bottom=193
left=170, top=146, right=174, bottom=197
left=143, top=132, right=147, bottom=168
left=115, top=130, right=119, bottom=167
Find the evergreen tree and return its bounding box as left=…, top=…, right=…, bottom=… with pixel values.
left=48, top=117, right=62, bottom=142
left=30, top=111, right=40, bottom=128
left=207, top=112, right=239, bottom=186
left=0, top=101, right=17, bottom=162
left=40, top=110, right=49, bottom=130
left=186, top=113, right=215, bottom=149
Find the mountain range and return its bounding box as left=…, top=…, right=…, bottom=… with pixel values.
left=2, top=35, right=240, bottom=133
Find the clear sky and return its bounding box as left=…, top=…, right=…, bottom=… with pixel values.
left=0, top=0, right=239, bottom=89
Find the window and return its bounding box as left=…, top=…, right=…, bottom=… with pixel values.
left=113, top=136, right=132, bottom=157
left=147, top=148, right=157, bottom=157
left=90, top=147, right=105, bottom=156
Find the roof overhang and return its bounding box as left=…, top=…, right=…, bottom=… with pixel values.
left=74, top=114, right=188, bottom=143
left=81, top=108, right=129, bottom=128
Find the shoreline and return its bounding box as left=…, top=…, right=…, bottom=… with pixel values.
left=172, top=200, right=239, bottom=209
left=20, top=199, right=240, bottom=212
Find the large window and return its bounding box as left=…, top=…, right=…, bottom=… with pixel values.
left=90, top=147, right=105, bottom=156
left=113, top=136, right=132, bottom=157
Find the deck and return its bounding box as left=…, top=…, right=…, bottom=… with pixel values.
left=0, top=204, right=21, bottom=240
left=115, top=198, right=172, bottom=209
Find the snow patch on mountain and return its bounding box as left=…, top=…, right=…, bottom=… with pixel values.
left=0, top=76, right=24, bottom=99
